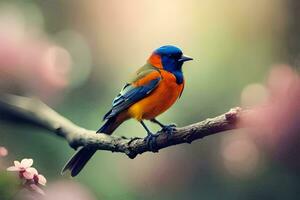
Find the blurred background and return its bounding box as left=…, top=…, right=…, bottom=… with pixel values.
left=0, top=0, right=300, bottom=199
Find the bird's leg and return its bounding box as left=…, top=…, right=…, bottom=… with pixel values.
left=150, top=118, right=177, bottom=135
left=140, top=121, right=158, bottom=152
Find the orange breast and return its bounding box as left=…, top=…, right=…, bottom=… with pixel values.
left=127, top=70, right=184, bottom=121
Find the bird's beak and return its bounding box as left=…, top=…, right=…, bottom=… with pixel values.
left=178, top=55, right=193, bottom=62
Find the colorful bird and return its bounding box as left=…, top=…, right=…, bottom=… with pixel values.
left=62, top=45, right=193, bottom=176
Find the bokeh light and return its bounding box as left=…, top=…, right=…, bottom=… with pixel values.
left=0, top=3, right=72, bottom=102
left=221, top=132, right=262, bottom=178
left=0, top=147, right=8, bottom=157
left=0, top=0, right=299, bottom=199
left=241, top=83, right=268, bottom=108
left=53, top=30, right=92, bottom=89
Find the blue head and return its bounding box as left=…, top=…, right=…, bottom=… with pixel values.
left=149, top=45, right=192, bottom=71
left=148, top=45, right=193, bottom=84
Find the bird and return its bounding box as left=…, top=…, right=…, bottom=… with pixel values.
left=62, top=45, right=193, bottom=176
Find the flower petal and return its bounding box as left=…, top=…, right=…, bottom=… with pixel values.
left=14, top=160, right=21, bottom=168
left=37, top=174, right=47, bottom=186
left=7, top=166, right=20, bottom=171
left=23, top=171, right=34, bottom=179
left=21, top=158, right=33, bottom=168
left=23, top=167, right=37, bottom=179
left=27, top=167, right=38, bottom=174
left=30, top=184, right=45, bottom=195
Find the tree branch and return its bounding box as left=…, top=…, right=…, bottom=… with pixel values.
left=0, top=94, right=243, bottom=159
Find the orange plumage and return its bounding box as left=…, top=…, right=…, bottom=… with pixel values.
left=128, top=70, right=184, bottom=121
left=62, top=45, right=192, bottom=176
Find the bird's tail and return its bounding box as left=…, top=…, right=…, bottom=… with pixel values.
left=62, top=117, right=120, bottom=177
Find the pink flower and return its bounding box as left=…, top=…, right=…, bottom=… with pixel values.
left=0, top=146, right=8, bottom=157
left=7, top=158, right=47, bottom=184
left=7, top=158, right=47, bottom=195
left=7, top=158, right=39, bottom=181
left=23, top=167, right=38, bottom=180
left=25, top=171, right=47, bottom=195
left=7, top=158, right=34, bottom=173
left=33, top=173, right=47, bottom=186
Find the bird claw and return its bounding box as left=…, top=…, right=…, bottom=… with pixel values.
left=144, top=133, right=159, bottom=152
left=161, top=124, right=177, bottom=136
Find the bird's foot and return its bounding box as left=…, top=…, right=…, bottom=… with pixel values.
left=144, top=133, right=159, bottom=152
left=161, top=123, right=177, bottom=136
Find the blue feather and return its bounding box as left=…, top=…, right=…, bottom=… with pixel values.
left=153, top=45, right=184, bottom=84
